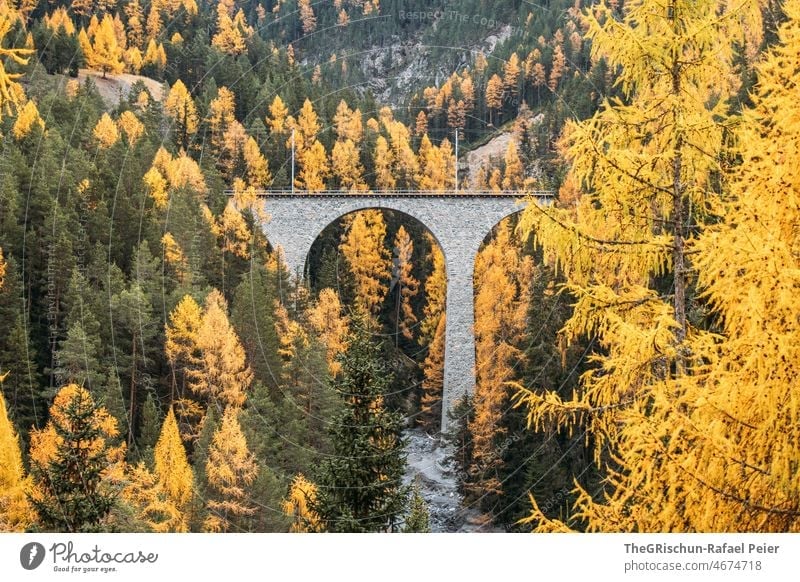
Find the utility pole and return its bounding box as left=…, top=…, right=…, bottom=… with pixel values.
left=454, top=130, right=459, bottom=193
left=291, top=128, right=296, bottom=194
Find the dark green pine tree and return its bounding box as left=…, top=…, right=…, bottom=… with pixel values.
left=134, top=391, right=162, bottom=463
left=402, top=482, right=431, bottom=532
left=29, top=388, right=119, bottom=532
left=0, top=255, right=44, bottom=436
left=313, top=313, right=408, bottom=532
left=230, top=262, right=284, bottom=391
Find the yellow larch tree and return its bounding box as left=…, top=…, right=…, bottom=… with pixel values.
left=414, top=110, right=428, bottom=137
left=44, top=7, right=76, bottom=36
left=485, top=74, right=503, bottom=125
left=548, top=43, right=566, bottom=92
left=11, top=99, right=44, bottom=140
left=207, top=86, right=236, bottom=158
left=392, top=226, right=419, bottom=341
left=0, top=390, right=35, bottom=532
left=164, top=79, right=198, bottom=149
left=654, top=1, right=800, bottom=531
left=332, top=139, right=367, bottom=191
left=142, top=38, right=167, bottom=74
left=124, top=0, right=145, bottom=48
left=515, top=0, right=766, bottom=532
left=469, top=221, right=532, bottom=501
left=164, top=294, right=203, bottom=439
left=416, top=134, right=452, bottom=191
left=502, top=140, right=523, bottom=190
left=203, top=201, right=252, bottom=260
left=191, top=290, right=253, bottom=409
left=211, top=4, right=251, bottom=55
left=0, top=6, right=33, bottom=121
left=385, top=117, right=418, bottom=188
left=87, top=14, right=124, bottom=78
left=420, top=233, right=446, bottom=343
left=288, top=98, right=327, bottom=190
left=124, top=46, right=143, bottom=73
left=282, top=473, right=322, bottom=532
left=503, top=52, right=521, bottom=100
left=306, top=288, right=350, bottom=376
left=419, top=314, right=445, bottom=429
left=243, top=136, right=271, bottom=189
left=374, top=135, right=396, bottom=191
left=93, top=112, right=120, bottom=148
left=333, top=100, right=363, bottom=144
left=164, top=149, right=208, bottom=194
left=267, top=95, right=288, bottom=135
left=298, top=140, right=329, bottom=192
left=298, top=0, right=317, bottom=35
left=118, top=110, right=145, bottom=146
left=151, top=408, right=194, bottom=531
left=204, top=406, right=258, bottom=532
left=340, top=210, right=391, bottom=322
left=160, top=235, right=192, bottom=285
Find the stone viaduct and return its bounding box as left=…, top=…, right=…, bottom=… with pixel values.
left=259, top=191, right=552, bottom=432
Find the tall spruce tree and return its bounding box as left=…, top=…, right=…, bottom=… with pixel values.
left=28, top=384, right=125, bottom=532
left=313, top=313, right=408, bottom=532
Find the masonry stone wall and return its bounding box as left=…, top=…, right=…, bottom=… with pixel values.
left=260, top=194, right=535, bottom=432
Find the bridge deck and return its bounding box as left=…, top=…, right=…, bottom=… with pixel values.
left=227, top=189, right=554, bottom=199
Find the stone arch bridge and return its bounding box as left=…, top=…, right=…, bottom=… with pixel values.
left=258, top=191, right=552, bottom=432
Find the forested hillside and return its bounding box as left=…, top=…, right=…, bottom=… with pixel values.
left=1, top=0, right=798, bottom=534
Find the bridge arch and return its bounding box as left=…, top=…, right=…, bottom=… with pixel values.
left=260, top=192, right=549, bottom=431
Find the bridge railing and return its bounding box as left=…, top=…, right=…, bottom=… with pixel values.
left=223, top=189, right=555, bottom=199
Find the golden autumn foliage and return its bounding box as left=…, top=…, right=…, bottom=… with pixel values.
left=11, top=99, right=44, bottom=140
left=297, top=140, right=329, bottom=192
left=420, top=234, right=446, bottom=343
left=164, top=80, right=198, bottom=147
left=502, top=140, right=523, bottom=190
left=28, top=385, right=126, bottom=531
left=152, top=408, right=194, bottom=531
left=333, top=100, right=363, bottom=143
left=190, top=290, right=253, bottom=409
left=306, top=288, right=349, bottom=376
left=243, top=136, right=271, bottom=189
left=211, top=3, right=252, bottom=56
left=204, top=406, right=258, bottom=532
left=144, top=167, right=169, bottom=210
left=374, top=136, right=396, bottom=191
left=289, top=99, right=329, bottom=191
left=267, top=95, right=288, bottom=135
left=469, top=221, right=532, bottom=498
left=0, top=6, right=33, bottom=121
left=282, top=473, right=322, bottom=532
left=340, top=210, right=391, bottom=321
left=44, top=7, right=76, bottom=36
left=0, top=391, right=35, bottom=531
left=117, top=110, right=145, bottom=146
left=123, top=406, right=195, bottom=533
left=143, top=38, right=167, bottom=73
left=298, top=0, right=317, bottom=35
left=515, top=0, right=769, bottom=533
left=160, top=232, right=190, bottom=284
left=331, top=139, right=367, bottom=191
left=86, top=14, right=124, bottom=78
left=203, top=202, right=252, bottom=259
left=416, top=134, right=453, bottom=191
left=392, top=226, right=419, bottom=341
left=93, top=112, right=120, bottom=148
